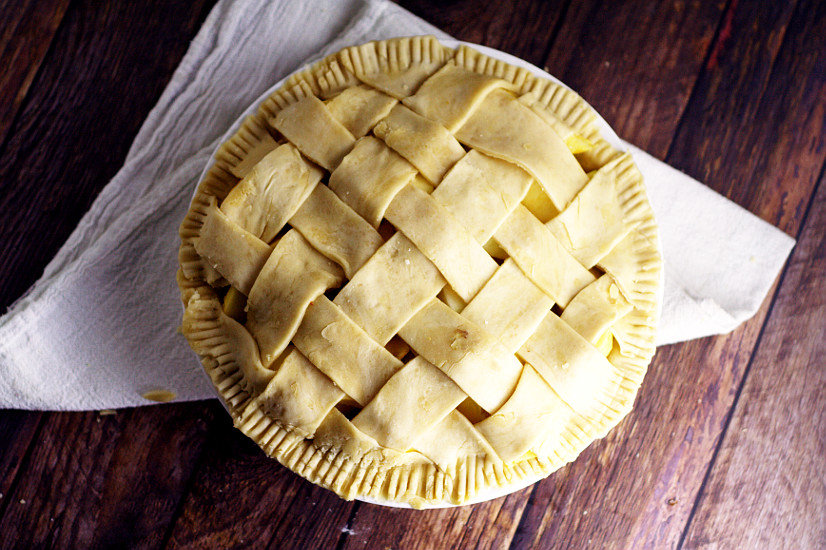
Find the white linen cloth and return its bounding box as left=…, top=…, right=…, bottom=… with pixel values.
left=0, top=0, right=795, bottom=410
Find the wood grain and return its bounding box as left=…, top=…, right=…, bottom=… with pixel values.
left=0, top=404, right=216, bottom=548
left=683, top=163, right=826, bottom=549
left=397, top=0, right=569, bottom=67
left=0, top=0, right=70, bottom=148
left=679, top=4, right=826, bottom=541
left=667, top=0, right=823, bottom=233
left=339, top=489, right=531, bottom=549
left=0, top=412, right=43, bottom=518
left=165, top=414, right=357, bottom=549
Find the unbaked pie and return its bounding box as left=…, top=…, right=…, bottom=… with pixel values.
left=177, top=36, right=661, bottom=507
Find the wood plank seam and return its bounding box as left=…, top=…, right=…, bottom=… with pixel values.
left=158, top=417, right=221, bottom=549
left=331, top=501, right=362, bottom=550
left=536, top=0, right=574, bottom=71
left=0, top=0, right=74, bottom=161
left=664, top=0, right=799, bottom=169
left=510, top=485, right=541, bottom=549
left=676, top=160, right=824, bottom=550
left=489, top=498, right=519, bottom=547
left=659, top=0, right=734, bottom=164
left=0, top=412, right=47, bottom=523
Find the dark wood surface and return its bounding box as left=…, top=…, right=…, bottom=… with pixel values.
left=0, top=0, right=823, bottom=548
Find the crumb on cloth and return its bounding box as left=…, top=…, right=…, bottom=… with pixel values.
left=142, top=389, right=177, bottom=402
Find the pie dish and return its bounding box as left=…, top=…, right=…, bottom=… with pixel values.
left=177, top=36, right=661, bottom=508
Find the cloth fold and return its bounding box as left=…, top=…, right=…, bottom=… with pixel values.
left=0, top=0, right=794, bottom=410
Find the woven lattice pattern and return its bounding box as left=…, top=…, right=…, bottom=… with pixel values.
left=177, top=37, right=661, bottom=507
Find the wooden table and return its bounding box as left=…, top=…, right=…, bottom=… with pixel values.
left=1, top=1, right=823, bottom=548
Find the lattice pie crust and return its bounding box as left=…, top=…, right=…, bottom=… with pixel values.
left=177, top=37, right=661, bottom=507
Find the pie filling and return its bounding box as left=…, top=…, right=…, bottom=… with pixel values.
left=177, top=36, right=661, bottom=507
